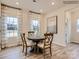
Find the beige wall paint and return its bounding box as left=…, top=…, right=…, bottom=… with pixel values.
left=45, top=5, right=79, bottom=46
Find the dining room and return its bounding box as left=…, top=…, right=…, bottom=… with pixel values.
left=0, top=0, right=79, bottom=59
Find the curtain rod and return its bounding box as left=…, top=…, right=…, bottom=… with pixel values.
left=29, top=11, right=41, bottom=14
left=1, top=3, right=22, bottom=10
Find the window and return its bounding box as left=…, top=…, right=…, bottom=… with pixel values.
left=5, top=17, right=18, bottom=37
left=31, top=20, right=40, bottom=32
left=77, top=19, right=79, bottom=32
left=30, top=13, right=40, bottom=32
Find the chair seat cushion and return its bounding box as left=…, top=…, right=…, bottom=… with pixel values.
left=38, top=43, right=50, bottom=48
left=27, top=40, right=35, bottom=46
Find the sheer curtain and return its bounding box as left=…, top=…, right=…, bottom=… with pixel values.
left=1, top=4, right=22, bottom=48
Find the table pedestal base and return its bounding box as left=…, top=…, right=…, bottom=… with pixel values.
left=30, top=46, right=43, bottom=53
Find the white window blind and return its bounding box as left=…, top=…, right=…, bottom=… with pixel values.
left=1, top=5, right=22, bottom=38
left=29, top=13, right=41, bottom=32
left=1, top=5, right=22, bottom=48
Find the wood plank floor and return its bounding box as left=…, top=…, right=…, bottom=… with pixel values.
left=0, top=43, right=79, bottom=59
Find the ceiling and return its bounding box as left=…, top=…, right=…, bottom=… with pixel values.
left=1, top=0, right=78, bottom=13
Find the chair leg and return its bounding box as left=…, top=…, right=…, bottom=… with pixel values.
left=22, top=45, right=24, bottom=52
left=43, top=49, right=45, bottom=59
left=50, top=47, right=52, bottom=56
left=34, top=45, right=36, bottom=53
left=25, top=46, right=27, bottom=56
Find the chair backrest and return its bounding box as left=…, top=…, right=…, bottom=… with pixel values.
left=44, top=32, right=54, bottom=45
left=28, top=31, right=34, bottom=37
left=20, top=33, right=27, bottom=45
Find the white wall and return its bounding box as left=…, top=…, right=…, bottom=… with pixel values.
left=45, top=5, right=79, bottom=46
left=45, top=9, right=66, bottom=46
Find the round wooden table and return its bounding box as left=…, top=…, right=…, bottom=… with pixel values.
left=27, top=36, right=45, bottom=53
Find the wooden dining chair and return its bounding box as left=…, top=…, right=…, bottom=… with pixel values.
left=28, top=31, right=35, bottom=37
left=20, top=33, right=35, bottom=55
left=38, top=32, right=54, bottom=58
left=20, top=33, right=25, bottom=53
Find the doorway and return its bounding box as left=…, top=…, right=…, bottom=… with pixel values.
left=65, top=8, right=79, bottom=44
